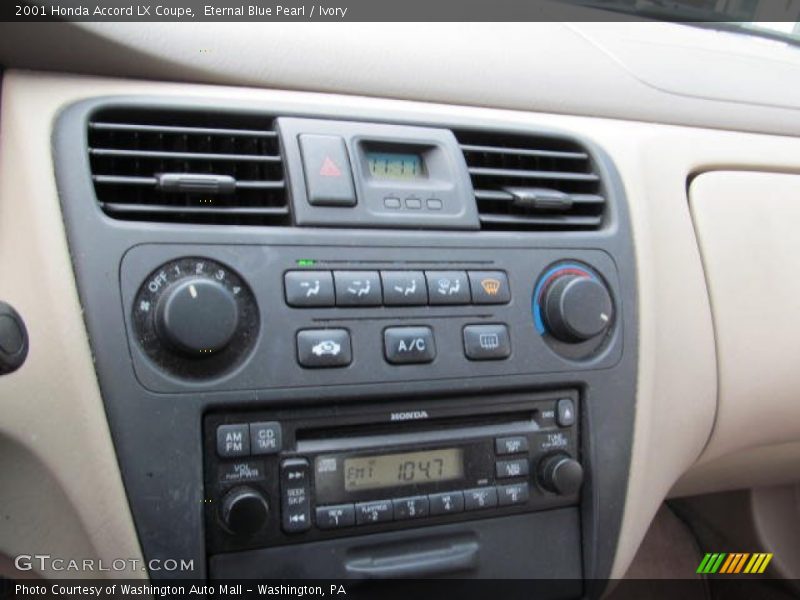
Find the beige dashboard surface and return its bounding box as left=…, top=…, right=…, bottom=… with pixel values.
left=3, top=20, right=800, bottom=137
left=3, top=69, right=800, bottom=579
left=672, top=172, right=800, bottom=497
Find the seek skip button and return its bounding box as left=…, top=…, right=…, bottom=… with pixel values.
left=384, top=326, right=436, bottom=365
left=250, top=422, right=282, bottom=455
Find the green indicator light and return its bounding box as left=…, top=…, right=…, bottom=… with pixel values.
left=296, top=259, right=316, bottom=267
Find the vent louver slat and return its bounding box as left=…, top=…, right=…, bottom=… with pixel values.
left=456, top=130, right=606, bottom=231
left=88, top=109, right=289, bottom=226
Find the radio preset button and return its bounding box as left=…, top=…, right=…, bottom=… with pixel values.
left=464, top=487, right=499, bottom=511
left=381, top=271, right=428, bottom=306
left=355, top=500, right=394, bottom=525
left=216, top=424, right=250, bottom=458
left=495, top=436, right=529, bottom=456
left=316, top=504, right=356, bottom=530
left=280, top=458, right=311, bottom=533
left=425, top=271, right=470, bottom=305
left=334, top=271, right=382, bottom=306
left=384, top=326, right=436, bottom=365
left=249, top=422, right=282, bottom=455
left=463, top=324, right=511, bottom=361
left=297, top=329, right=352, bottom=368
left=285, top=271, right=335, bottom=308
left=393, top=496, right=429, bottom=520
left=468, top=271, right=511, bottom=304
left=497, top=483, right=530, bottom=506
left=429, top=491, right=465, bottom=515
left=496, top=458, right=530, bottom=479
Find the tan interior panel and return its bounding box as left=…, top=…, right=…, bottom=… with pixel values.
left=675, top=172, right=800, bottom=497
left=0, top=73, right=144, bottom=579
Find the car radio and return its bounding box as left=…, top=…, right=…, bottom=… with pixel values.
left=203, top=390, right=581, bottom=554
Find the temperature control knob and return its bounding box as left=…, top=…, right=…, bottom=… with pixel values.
left=220, top=486, right=270, bottom=536
left=541, top=271, right=613, bottom=343
left=537, top=453, right=584, bottom=496
left=156, top=278, right=238, bottom=355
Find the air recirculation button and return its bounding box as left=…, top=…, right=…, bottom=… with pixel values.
left=132, top=257, right=259, bottom=379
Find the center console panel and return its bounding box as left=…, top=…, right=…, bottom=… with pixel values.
left=53, top=95, right=638, bottom=592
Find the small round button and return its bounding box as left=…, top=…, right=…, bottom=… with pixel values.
left=155, top=278, right=239, bottom=356
left=220, top=486, right=270, bottom=536
left=543, top=274, right=613, bottom=343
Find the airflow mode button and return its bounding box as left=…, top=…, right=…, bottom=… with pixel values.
left=299, top=134, right=356, bottom=207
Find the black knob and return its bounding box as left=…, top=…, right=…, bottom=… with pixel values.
left=543, top=274, right=613, bottom=342
left=155, top=278, right=239, bottom=356
left=220, top=486, right=270, bottom=535
left=538, top=453, right=584, bottom=496
left=0, top=301, right=28, bottom=375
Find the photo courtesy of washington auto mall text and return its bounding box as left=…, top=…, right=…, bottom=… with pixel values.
left=12, top=582, right=348, bottom=597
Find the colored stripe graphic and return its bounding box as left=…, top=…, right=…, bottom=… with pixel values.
left=699, top=553, right=773, bottom=574
left=697, top=553, right=727, bottom=574
left=719, top=554, right=735, bottom=574
left=758, top=554, right=773, bottom=574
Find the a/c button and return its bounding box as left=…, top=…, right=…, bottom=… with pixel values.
left=384, top=326, right=436, bottom=365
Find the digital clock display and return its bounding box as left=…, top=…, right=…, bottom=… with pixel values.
left=366, top=151, right=425, bottom=180
left=343, top=448, right=463, bottom=492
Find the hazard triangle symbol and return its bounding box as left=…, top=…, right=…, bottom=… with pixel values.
left=319, top=156, right=342, bottom=177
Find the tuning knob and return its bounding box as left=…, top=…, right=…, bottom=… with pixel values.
left=220, top=486, right=270, bottom=536
left=155, top=277, right=239, bottom=356
left=542, top=272, right=613, bottom=343
left=537, top=453, right=584, bottom=496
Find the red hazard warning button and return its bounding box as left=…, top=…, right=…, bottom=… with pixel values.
left=299, top=134, right=356, bottom=206
left=319, top=156, right=342, bottom=178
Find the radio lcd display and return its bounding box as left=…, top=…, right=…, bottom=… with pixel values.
left=343, top=448, right=463, bottom=492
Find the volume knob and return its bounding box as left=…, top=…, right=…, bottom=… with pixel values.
left=220, top=486, right=270, bottom=536
left=542, top=274, right=613, bottom=343
left=155, top=278, right=239, bottom=356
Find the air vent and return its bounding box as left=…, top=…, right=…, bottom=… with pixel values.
left=456, top=130, right=606, bottom=230
left=88, top=109, right=289, bottom=225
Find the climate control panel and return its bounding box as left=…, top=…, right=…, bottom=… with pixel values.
left=120, top=245, right=622, bottom=392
